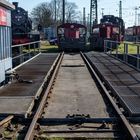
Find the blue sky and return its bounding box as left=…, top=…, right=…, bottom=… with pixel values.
left=9, top=0, right=140, bottom=27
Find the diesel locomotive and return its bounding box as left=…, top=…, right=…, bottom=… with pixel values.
left=125, top=26, right=140, bottom=42
left=90, top=15, right=125, bottom=50
left=57, top=23, right=87, bottom=51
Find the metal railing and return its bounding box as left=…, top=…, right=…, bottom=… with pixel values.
left=104, top=40, right=140, bottom=70
left=12, top=41, right=40, bottom=67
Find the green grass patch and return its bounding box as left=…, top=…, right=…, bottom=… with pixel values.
left=117, top=42, right=139, bottom=54
left=40, top=41, right=59, bottom=53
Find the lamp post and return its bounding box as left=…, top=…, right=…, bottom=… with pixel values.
left=62, top=0, right=65, bottom=24
left=135, top=7, right=140, bottom=26
left=101, top=8, right=104, bottom=17
left=54, top=0, right=56, bottom=22
left=138, top=13, right=140, bottom=25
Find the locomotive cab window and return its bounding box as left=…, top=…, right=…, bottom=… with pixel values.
left=58, top=28, right=64, bottom=35
left=93, top=28, right=99, bottom=34
left=79, top=28, right=86, bottom=35
left=113, top=27, right=119, bottom=34
left=100, top=27, right=108, bottom=38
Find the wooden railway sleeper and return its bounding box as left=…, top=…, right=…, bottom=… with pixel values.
left=38, top=117, right=118, bottom=126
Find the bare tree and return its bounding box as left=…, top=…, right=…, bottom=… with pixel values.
left=65, top=2, right=78, bottom=22
left=31, top=2, right=53, bottom=28
left=49, top=0, right=62, bottom=22
left=31, top=1, right=83, bottom=28
left=49, top=0, right=82, bottom=24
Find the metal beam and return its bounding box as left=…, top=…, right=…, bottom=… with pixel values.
left=83, top=7, right=86, bottom=25
left=90, top=0, right=98, bottom=33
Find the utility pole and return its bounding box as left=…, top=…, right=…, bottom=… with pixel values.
left=119, top=1, right=122, bottom=18
left=62, top=0, right=65, bottom=24
left=83, top=7, right=86, bottom=25
left=138, top=13, right=140, bottom=25
left=90, top=0, right=98, bottom=33
left=87, top=13, right=90, bottom=32
left=135, top=7, right=139, bottom=26
left=101, top=8, right=104, bottom=17
left=54, top=0, right=56, bottom=22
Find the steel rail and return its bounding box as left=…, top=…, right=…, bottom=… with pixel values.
left=24, top=52, right=64, bottom=140
left=0, top=115, right=14, bottom=127
left=41, top=129, right=119, bottom=133
left=80, top=52, right=139, bottom=140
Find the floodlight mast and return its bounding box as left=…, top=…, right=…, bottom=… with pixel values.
left=90, top=0, right=98, bottom=33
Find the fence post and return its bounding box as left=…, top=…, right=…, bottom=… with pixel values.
left=116, top=42, right=119, bottom=58
left=19, top=45, right=23, bottom=64
left=110, top=41, right=112, bottom=55
left=137, top=45, right=140, bottom=70
left=104, top=40, right=106, bottom=53
left=125, top=43, right=128, bottom=63
left=39, top=41, right=41, bottom=53
left=123, top=43, right=126, bottom=61
left=34, top=43, right=36, bottom=55
left=12, top=41, right=40, bottom=68
left=29, top=44, right=31, bottom=58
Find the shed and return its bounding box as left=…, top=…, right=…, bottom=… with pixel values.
left=0, top=0, right=15, bottom=84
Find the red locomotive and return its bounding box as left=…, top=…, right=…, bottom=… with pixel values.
left=125, top=26, right=140, bottom=42
left=57, top=23, right=87, bottom=51
left=90, top=15, right=125, bottom=50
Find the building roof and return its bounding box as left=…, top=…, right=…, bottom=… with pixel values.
left=0, top=0, right=15, bottom=10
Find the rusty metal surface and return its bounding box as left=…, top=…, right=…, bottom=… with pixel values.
left=85, top=52, right=140, bottom=116
left=0, top=97, right=34, bottom=115
left=25, top=52, right=63, bottom=140
left=45, top=54, right=110, bottom=119
left=0, top=53, right=58, bottom=116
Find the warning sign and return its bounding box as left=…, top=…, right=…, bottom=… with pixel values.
left=0, top=7, right=7, bottom=26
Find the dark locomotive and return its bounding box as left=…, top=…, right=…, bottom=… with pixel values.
left=11, top=2, right=39, bottom=45
left=57, top=23, right=87, bottom=51
left=90, top=15, right=125, bottom=50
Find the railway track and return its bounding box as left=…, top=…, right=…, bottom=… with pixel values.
left=21, top=52, right=139, bottom=140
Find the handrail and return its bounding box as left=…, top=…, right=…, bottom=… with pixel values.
left=104, top=40, right=140, bottom=70
left=12, top=41, right=40, bottom=48
left=12, top=41, right=41, bottom=68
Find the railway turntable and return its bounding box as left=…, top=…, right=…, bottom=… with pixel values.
left=28, top=53, right=129, bottom=139
left=0, top=53, right=58, bottom=117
